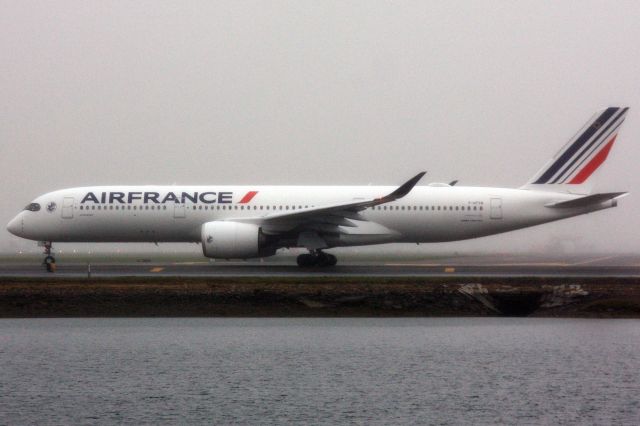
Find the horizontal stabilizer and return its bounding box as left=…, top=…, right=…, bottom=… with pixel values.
left=545, top=192, right=628, bottom=209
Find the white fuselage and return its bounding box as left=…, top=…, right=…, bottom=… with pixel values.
left=7, top=185, right=614, bottom=249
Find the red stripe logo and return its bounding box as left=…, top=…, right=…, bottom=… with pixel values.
left=568, top=135, right=617, bottom=184
left=239, top=191, right=258, bottom=204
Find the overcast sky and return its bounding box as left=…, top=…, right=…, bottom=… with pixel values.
left=1, top=1, right=639, bottom=255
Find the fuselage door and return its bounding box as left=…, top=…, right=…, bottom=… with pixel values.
left=174, top=203, right=186, bottom=219
left=62, top=197, right=74, bottom=219
left=490, top=198, right=503, bottom=220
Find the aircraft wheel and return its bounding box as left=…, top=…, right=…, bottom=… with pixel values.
left=315, top=252, right=337, bottom=267
left=296, top=254, right=316, bottom=267
left=315, top=254, right=327, bottom=267
left=44, top=255, right=56, bottom=272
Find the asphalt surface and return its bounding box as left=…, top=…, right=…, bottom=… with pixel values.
left=1, top=254, right=639, bottom=278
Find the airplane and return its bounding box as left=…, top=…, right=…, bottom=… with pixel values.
left=6, top=107, right=630, bottom=271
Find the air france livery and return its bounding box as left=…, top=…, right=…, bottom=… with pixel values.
left=7, top=107, right=630, bottom=269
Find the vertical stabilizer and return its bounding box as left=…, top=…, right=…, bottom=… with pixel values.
left=522, top=107, right=629, bottom=194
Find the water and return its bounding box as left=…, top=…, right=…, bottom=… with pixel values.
left=1, top=318, right=639, bottom=425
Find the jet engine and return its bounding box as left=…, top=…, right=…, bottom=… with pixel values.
left=201, top=221, right=269, bottom=259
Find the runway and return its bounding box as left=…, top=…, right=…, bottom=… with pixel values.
left=2, top=254, right=640, bottom=278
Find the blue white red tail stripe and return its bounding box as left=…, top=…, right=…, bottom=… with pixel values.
left=553, top=112, right=626, bottom=184
left=530, top=107, right=629, bottom=185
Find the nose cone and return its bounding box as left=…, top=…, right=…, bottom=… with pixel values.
left=7, top=215, right=22, bottom=237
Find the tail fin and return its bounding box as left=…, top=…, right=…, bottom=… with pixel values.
left=523, top=107, right=629, bottom=194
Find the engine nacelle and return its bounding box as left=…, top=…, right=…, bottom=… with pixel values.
left=201, top=221, right=266, bottom=259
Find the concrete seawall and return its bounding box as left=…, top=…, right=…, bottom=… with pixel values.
left=2, top=277, right=640, bottom=317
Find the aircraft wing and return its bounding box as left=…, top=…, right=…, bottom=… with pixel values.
left=233, top=172, right=426, bottom=234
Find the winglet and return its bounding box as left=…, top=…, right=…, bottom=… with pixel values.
left=376, top=172, right=426, bottom=203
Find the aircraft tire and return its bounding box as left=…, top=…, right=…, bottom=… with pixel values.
left=316, top=253, right=329, bottom=267
left=44, top=255, right=55, bottom=272
left=296, top=254, right=316, bottom=267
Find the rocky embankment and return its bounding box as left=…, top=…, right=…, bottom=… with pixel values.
left=1, top=277, right=640, bottom=317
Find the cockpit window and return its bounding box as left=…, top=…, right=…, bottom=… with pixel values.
left=24, top=203, right=41, bottom=212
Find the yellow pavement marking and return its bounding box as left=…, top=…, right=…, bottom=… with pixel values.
left=385, top=263, right=442, bottom=267
left=444, top=267, right=455, bottom=273
left=150, top=267, right=165, bottom=273
left=569, top=255, right=618, bottom=266
left=489, top=262, right=568, bottom=267
left=385, top=262, right=567, bottom=267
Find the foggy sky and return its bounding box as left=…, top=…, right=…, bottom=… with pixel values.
left=2, top=1, right=639, bottom=255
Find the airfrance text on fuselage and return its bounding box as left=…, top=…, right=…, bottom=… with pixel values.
left=81, top=192, right=234, bottom=204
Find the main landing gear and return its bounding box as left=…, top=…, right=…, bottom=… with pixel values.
left=41, top=241, right=56, bottom=272
left=296, top=250, right=338, bottom=268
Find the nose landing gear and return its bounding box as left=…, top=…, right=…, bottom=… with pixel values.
left=40, top=241, right=56, bottom=272
left=296, top=250, right=338, bottom=268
